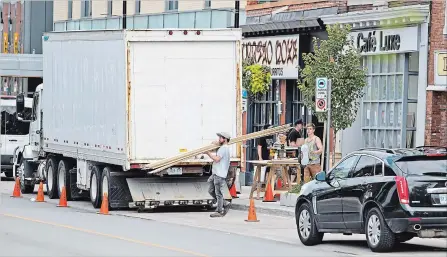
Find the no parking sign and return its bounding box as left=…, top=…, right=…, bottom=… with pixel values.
left=315, top=77, right=328, bottom=112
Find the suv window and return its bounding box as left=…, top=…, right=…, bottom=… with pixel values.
left=396, top=157, right=447, bottom=176
left=329, top=155, right=358, bottom=179
left=352, top=156, right=376, bottom=177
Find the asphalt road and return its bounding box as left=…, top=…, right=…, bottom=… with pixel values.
left=1, top=176, right=446, bottom=257
left=0, top=191, right=344, bottom=257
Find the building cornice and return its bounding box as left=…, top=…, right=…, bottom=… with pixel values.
left=322, top=4, right=430, bottom=30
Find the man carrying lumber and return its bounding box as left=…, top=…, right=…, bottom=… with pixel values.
left=206, top=132, right=232, bottom=218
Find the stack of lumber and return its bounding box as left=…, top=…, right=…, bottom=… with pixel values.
left=146, top=124, right=292, bottom=174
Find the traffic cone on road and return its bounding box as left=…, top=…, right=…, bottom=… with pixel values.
left=57, top=186, right=68, bottom=207
left=36, top=182, right=45, bottom=202
left=229, top=184, right=238, bottom=199
left=262, top=182, right=275, bottom=202
left=245, top=198, right=259, bottom=222
left=98, top=193, right=109, bottom=215
left=11, top=178, right=22, bottom=198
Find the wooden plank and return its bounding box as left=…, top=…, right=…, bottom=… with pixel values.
left=146, top=124, right=292, bottom=174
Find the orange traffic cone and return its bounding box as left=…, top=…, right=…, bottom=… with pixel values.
left=57, top=186, right=68, bottom=207
left=245, top=198, right=259, bottom=222
left=229, top=184, right=238, bottom=199
left=11, top=177, right=22, bottom=198
left=276, top=178, right=283, bottom=189
left=262, top=182, right=275, bottom=202
left=98, top=193, right=109, bottom=215
left=36, top=182, right=45, bottom=202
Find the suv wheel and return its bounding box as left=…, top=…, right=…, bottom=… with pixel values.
left=365, top=207, right=396, bottom=252
left=296, top=202, right=324, bottom=246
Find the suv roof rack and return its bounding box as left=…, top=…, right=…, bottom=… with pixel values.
left=357, top=148, right=397, bottom=154
left=415, top=146, right=447, bottom=154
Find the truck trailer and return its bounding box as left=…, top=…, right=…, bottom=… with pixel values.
left=13, top=29, right=243, bottom=211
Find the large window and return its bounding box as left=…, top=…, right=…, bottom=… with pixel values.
left=68, top=0, right=73, bottom=19
left=361, top=52, right=419, bottom=149
left=107, top=0, right=113, bottom=16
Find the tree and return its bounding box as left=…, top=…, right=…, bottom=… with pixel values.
left=297, top=24, right=367, bottom=165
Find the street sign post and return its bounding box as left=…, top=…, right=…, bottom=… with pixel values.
left=315, top=77, right=328, bottom=112
left=315, top=77, right=331, bottom=173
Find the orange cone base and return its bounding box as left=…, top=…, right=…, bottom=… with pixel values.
left=57, top=204, right=68, bottom=207
left=244, top=219, right=260, bottom=222
left=97, top=212, right=110, bottom=215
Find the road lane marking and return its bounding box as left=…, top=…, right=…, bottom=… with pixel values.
left=1, top=213, right=210, bottom=257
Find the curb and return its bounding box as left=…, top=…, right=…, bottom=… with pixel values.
left=230, top=202, right=295, bottom=218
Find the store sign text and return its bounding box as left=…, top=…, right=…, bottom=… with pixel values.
left=350, top=27, right=418, bottom=55
left=357, top=31, right=401, bottom=53
left=242, top=36, right=299, bottom=78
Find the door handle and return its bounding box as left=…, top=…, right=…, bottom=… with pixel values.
left=9, top=139, right=17, bottom=142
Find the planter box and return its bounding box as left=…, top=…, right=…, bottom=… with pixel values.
left=280, top=192, right=299, bottom=207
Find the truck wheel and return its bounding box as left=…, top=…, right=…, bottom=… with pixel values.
left=4, top=171, right=13, bottom=178
left=90, top=166, right=102, bottom=208
left=101, top=167, right=112, bottom=210
left=58, top=159, right=73, bottom=201
left=46, top=157, right=59, bottom=199
left=18, top=160, right=35, bottom=194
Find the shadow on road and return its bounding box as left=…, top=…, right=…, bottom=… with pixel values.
left=323, top=240, right=447, bottom=252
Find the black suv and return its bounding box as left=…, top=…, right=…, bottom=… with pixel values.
left=294, top=146, right=447, bottom=252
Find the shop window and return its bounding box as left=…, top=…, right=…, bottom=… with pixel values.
left=107, top=0, right=112, bottom=16
left=361, top=52, right=418, bottom=149
left=205, top=0, right=212, bottom=8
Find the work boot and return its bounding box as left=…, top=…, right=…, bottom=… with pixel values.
left=210, top=212, right=223, bottom=218
left=222, top=201, right=231, bottom=216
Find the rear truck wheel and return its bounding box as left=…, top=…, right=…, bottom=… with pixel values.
left=90, top=166, right=102, bottom=208
left=396, top=233, right=415, bottom=243
left=101, top=167, right=112, bottom=210
left=58, top=159, right=73, bottom=201
left=45, top=157, right=59, bottom=199
left=365, top=207, right=396, bottom=252
left=296, top=202, right=324, bottom=246
left=17, top=160, right=35, bottom=194
left=4, top=171, right=13, bottom=178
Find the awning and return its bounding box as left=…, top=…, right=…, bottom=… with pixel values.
left=0, top=53, right=43, bottom=77
left=242, top=7, right=338, bottom=36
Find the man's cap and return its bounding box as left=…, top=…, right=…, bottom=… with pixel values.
left=294, top=119, right=303, bottom=126
left=217, top=132, right=231, bottom=140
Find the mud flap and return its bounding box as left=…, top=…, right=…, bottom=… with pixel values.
left=127, top=176, right=231, bottom=209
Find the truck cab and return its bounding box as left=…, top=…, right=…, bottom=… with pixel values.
left=1, top=95, right=33, bottom=177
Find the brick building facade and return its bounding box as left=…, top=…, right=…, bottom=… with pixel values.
left=425, top=0, right=447, bottom=146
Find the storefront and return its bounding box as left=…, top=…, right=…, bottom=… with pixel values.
left=323, top=4, right=430, bottom=155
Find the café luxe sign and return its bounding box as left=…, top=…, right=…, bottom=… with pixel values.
left=242, top=35, right=299, bottom=79
left=350, top=26, right=418, bottom=55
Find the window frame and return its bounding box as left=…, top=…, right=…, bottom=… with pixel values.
left=444, top=2, right=447, bottom=35
left=166, top=0, right=179, bottom=12
left=349, top=154, right=385, bottom=178
left=327, top=154, right=360, bottom=180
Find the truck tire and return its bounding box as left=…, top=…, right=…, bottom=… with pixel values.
left=101, top=167, right=112, bottom=210
left=18, top=160, right=35, bottom=194
left=90, top=166, right=102, bottom=208
left=4, top=171, right=13, bottom=178
left=46, top=157, right=59, bottom=199
left=58, top=159, right=74, bottom=201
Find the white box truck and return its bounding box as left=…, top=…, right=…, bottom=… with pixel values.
left=13, top=29, right=243, bottom=211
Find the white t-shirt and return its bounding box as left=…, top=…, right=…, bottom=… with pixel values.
left=212, top=145, right=230, bottom=179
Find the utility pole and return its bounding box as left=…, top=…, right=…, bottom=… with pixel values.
left=122, top=0, right=127, bottom=29
left=234, top=0, right=240, bottom=28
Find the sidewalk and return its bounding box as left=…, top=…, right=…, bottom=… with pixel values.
left=231, top=186, right=295, bottom=218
